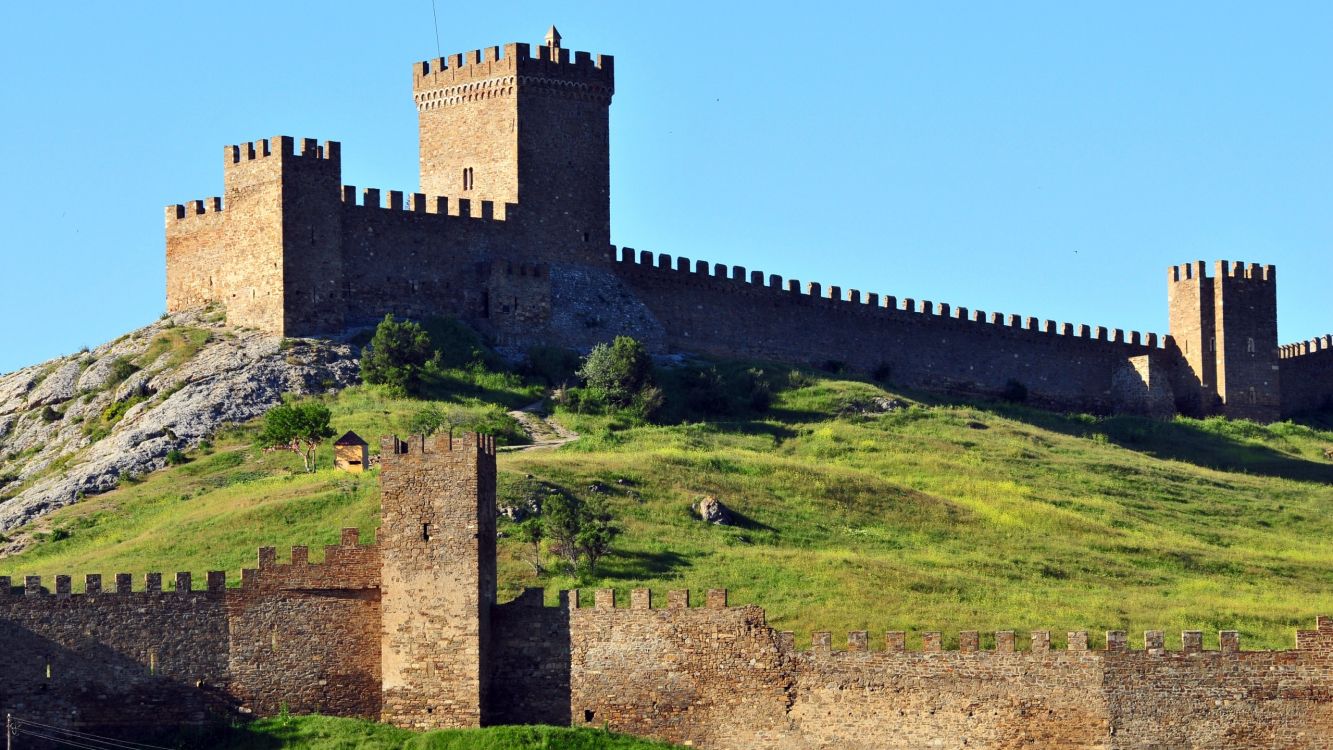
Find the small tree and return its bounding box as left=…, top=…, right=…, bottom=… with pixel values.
left=541, top=490, right=619, bottom=575
left=407, top=404, right=451, bottom=436
left=360, top=314, right=434, bottom=394
left=515, top=517, right=545, bottom=575
left=257, top=402, right=336, bottom=472
left=578, top=336, right=652, bottom=407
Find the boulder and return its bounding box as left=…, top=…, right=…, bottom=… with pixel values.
left=696, top=495, right=731, bottom=525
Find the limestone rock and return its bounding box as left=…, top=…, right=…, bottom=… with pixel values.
left=696, top=495, right=731, bottom=525
left=0, top=309, right=359, bottom=533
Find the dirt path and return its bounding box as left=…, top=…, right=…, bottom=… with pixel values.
left=503, top=399, right=579, bottom=452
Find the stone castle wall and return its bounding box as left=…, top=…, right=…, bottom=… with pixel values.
left=3, top=436, right=1333, bottom=748
left=1281, top=337, right=1333, bottom=415
left=610, top=248, right=1177, bottom=413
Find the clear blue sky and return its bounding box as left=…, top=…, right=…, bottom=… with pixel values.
left=2, top=2, right=1330, bottom=374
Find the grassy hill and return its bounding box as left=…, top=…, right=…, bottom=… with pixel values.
left=3, top=358, right=1332, bottom=651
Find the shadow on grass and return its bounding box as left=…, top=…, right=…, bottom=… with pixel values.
left=597, top=548, right=692, bottom=581
left=911, top=389, right=1333, bottom=484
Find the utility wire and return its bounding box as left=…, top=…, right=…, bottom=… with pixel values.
left=11, top=719, right=178, bottom=750
left=430, top=0, right=442, bottom=58
left=14, top=719, right=177, bottom=749
left=13, top=728, right=120, bottom=750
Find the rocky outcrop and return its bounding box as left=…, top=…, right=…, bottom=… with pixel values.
left=0, top=309, right=358, bottom=532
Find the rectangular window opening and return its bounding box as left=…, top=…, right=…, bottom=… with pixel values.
left=422, top=523, right=432, bottom=542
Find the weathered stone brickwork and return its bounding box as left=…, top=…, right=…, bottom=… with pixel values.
left=379, top=433, right=497, bottom=729
left=3, top=434, right=1333, bottom=747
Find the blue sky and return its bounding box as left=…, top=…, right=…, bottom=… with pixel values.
left=1, top=2, right=1330, bottom=373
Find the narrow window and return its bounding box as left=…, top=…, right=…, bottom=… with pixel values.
left=148, top=650, right=158, bottom=676
left=1249, top=387, right=1257, bottom=403
left=45, top=661, right=52, bottom=680
left=583, top=231, right=590, bottom=243
left=462, top=167, right=474, bottom=191
left=422, top=523, right=432, bottom=542
left=1247, top=337, right=1256, bottom=353
left=1209, top=337, right=1216, bottom=352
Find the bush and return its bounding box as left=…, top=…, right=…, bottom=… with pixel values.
left=543, top=490, right=619, bottom=575
left=360, top=315, right=434, bottom=395
left=165, top=449, right=188, bottom=466
left=578, top=337, right=653, bottom=408
left=40, top=405, right=63, bottom=423
left=107, top=357, right=141, bottom=386
left=420, top=317, right=499, bottom=370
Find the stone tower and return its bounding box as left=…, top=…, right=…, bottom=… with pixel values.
left=1167, top=260, right=1280, bottom=421
left=411, top=29, right=614, bottom=259
left=378, top=433, right=498, bottom=728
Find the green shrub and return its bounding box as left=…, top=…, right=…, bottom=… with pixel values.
left=578, top=337, right=652, bottom=407
left=40, top=405, right=63, bottom=423
left=360, top=315, right=434, bottom=395
left=165, top=449, right=188, bottom=466
left=107, top=357, right=141, bottom=386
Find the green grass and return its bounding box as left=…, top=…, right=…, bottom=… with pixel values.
left=4, top=361, right=1333, bottom=652
left=167, top=715, right=680, bottom=749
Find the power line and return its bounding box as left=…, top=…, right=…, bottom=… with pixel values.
left=430, top=0, right=442, bottom=59
left=9, top=718, right=179, bottom=750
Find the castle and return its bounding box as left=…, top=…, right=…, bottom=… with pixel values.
left=1, top=433, right=1332, bottom=748
left=162, top=28, right=1333, bottom=424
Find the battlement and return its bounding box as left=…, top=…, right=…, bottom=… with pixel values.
left=1280, top=335, right=1333, bottom=359
left=166, top=196, right=223, bottom=223
left=412, top=40, right=614, bottom=111
left=1170, top=259, right=1276, bottom=284
left=341, top=185, right=516, bottom=222
left=0, top=570, right=226, bottom=596
left=378, top=431, right=497, bottom=463
left=224, top=136, right=340, bottom=166
left=612, top=246, right=1168, bottom=350
left=238, top=527, right=379, bottom=592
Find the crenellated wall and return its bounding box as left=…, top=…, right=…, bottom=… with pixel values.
left=493, top=587, right=1333, bottom=750
left=608, top=247, right=1178, bottom=414
left=4, top=434, right=1333, bottom=747
left=1280, top=335, right=1333, bottom=415
left=225, top=529, right=381, bottom=719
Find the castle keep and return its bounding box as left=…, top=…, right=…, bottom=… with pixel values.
left=2, top=434, right=1332, bottom=748
left=164, top=28, right=1333, bottom=422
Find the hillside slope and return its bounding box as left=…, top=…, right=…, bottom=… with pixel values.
left=2, top=356, right=1331, bottom=650
left=0, top=309, right=356, bottom=534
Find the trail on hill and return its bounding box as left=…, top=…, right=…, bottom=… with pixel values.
left=504, top=399, right=579, bottom=452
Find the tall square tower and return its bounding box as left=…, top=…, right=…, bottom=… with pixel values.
left=1167, top=260, right=1280, bottom=421
left=379, top=433, right=497, bottom=729
left=412, top=28, right=614, bottom=259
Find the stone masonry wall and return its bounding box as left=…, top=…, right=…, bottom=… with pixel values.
left=610, top=249, right=1172, bottom=413
left=0, top=572, right=232, bottom=729
left=1281, top=338, right=1333, bottom=415
left=226, top=529, right=381, bottom=719
left=495, top=588, right=1333, bottom=750
left=378, top=433, right=498, bottom=730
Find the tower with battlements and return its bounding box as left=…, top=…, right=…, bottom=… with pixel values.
left=1167, top=261, right=1280, bottom=421
left=412, top=26, right=613, bottom=260
left=378, top=432, right=498, bottom=729
left=161, top=27, right=1333, bottom=422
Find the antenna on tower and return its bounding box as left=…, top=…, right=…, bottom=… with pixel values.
left=430, top=0, right=442, bottom=58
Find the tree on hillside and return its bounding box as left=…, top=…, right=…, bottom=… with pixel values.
left=360, top=314, right=433, bottom=395
left=542, top=490, right=619, bottom=575
left=577, top=336, right=652, bottom=407
left=257, top=402, right=337, bottom=473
